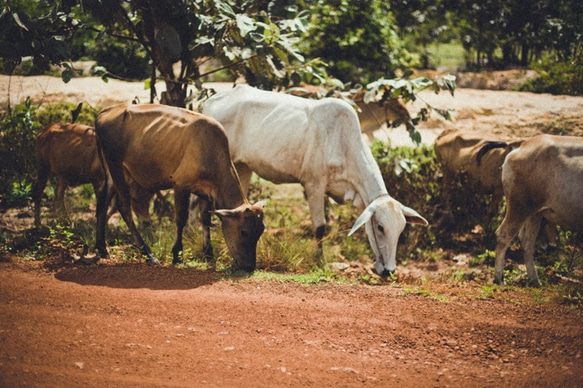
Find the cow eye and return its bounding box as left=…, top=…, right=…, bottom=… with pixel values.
left=377, top=224, right=385, bottom=234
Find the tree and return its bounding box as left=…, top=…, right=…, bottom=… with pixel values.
left=1, top=0, right=319, bottom=107
left=302, top=0, right=418, bottom=84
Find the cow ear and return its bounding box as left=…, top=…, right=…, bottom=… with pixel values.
left=348, top=205, right=375, bottom=236
left=401, top=205, right=429, bottom=226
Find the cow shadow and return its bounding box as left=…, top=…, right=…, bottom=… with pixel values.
left=52, top=261, right=223, bottom=290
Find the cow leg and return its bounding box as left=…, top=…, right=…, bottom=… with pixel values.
left=304, top=183, right=327, bottom=246
left=95, top=179, right=116, bottom=258
left=539, top=220, right=557, bottom=251
left=55, top=178, right=68, bottom=219
left=130, top=183, right=154, bottom=227
left=171, top=188, right=191, bottom=265
left=199, top=198, right=215, bottom=262
left=110, top=168, right=158, bottom=265
left=518, top=215, right=543, bottom=287
left=494, top=204, right=529, bottom=285
left=32, top=162, right=50, bottom=228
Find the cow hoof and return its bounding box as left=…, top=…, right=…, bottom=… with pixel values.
left=146, top=255, right=160, bottom=265
left=172, top=257, right=183, bottom=266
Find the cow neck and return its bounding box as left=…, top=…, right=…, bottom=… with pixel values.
left=349, top=148, right=389, bottom=207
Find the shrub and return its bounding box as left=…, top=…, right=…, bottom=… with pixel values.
left=0, top=98, right=42, bottom=205
left=517, top=54, right=583, bottom=96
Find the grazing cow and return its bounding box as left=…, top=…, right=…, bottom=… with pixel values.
left=350, top=90, right=413, bottom=140
left=94, top=103, right=265, bottom=270
left=489, top=134, right=583, bottom=286
left=288, top=86, right=413, bottom=139
left=435, top=129, right=509, bottom=214
left=436, top=129, right=557, bottom=246
left=32, top=123, right=153, bottom=228
left=203, top=85, right=427, bottom=277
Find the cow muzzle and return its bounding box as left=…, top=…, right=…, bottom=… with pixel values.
left=375, top=257, right=395, bottom=278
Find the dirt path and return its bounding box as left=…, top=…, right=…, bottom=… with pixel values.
left=1, top=260, right=582, bottom=387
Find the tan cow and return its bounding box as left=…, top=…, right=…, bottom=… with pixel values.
left=94, top=103, right=265, bottom=270
left=32, top=123, right=153, bottom=228
left=491, top=134, right=583, bottom=286
left=435, top=129, right=507, bottom=194
left=435, top=129, right=510, bottom=219
left=286, top=86, right=413, bottom=139
left=436, top=129, right=557, bottom=247
left=350, top=90, right=413, bottom=140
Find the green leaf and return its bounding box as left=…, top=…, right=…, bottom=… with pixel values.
left=235, top=14, right=256, bottom=37
left=363, top=90, right=377, bottom=104
left=61, top=68, right=73, bottom=83
left=410, top=130, right=422, bottom=145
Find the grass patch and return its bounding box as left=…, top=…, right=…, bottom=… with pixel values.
left=425, top=42, right=466, bottom=69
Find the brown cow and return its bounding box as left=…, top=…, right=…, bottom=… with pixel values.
left=435, top=129, right=510, bottom=222
left=32, top=123, right=153, bottom=228
left=350, top=90, right=413, bottom=140
left=286, top=86, right=413, bottom=139
left=94, top=103, right=265, bottom=270
left=436, top=129, right=557, bottom=246
left=491, top=134, right=583, bottom=286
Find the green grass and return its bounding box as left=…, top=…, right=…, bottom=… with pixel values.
left=426, top=42, right=466, bottom=69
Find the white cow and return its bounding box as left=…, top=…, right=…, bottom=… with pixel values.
left=493, top=134, right=583, bottom=286
left=203, top=84, right=428, bottom=276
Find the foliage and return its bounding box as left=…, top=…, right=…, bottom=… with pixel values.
left=2, top=0, right=323, bottom=107
left=0, top=0, right=81, bottom=75
left=76, top=0, right=319, bottom=105
left=447, top=0, right=583, bottom=70
left=92, top=39, right=151, bottom=81
left=302, top=0, right=418, bottom=84
left=364, top=74, right=456, bottom=143
left=517, top=53, right=583, bottom=96
left=370, top=143, right=441, bottom=253
left=0, top=97, right=41, bottom=205
left=35, top=102, right=98, bottom=126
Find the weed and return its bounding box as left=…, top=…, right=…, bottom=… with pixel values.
left=399, top=286, right=450, bottom=303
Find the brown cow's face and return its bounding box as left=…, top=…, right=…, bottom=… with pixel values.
left=216, top=202, right=265, bottom=272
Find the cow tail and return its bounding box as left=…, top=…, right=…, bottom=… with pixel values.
left=94, top=129, right=111, bottom=209
left=476, top=141, right=508, bottom=166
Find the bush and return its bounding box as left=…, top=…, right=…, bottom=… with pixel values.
left=518, top=54, right=583, bottom=96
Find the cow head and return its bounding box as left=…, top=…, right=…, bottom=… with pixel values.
left=214, top=200, right=266, bottom=272
left=349, top=197, right=428, bottom=277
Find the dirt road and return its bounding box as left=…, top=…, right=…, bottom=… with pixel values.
left=1, top=259, right=582, bottom=387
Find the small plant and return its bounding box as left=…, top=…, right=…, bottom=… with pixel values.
left=562, top=291, right=583, bottom=306
left=0, top=97, right=42, bottom=203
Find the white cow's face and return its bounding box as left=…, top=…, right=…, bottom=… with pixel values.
left=365, top=200, right=406, bottom=277
left=349, top=197, right=428, bottom=277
